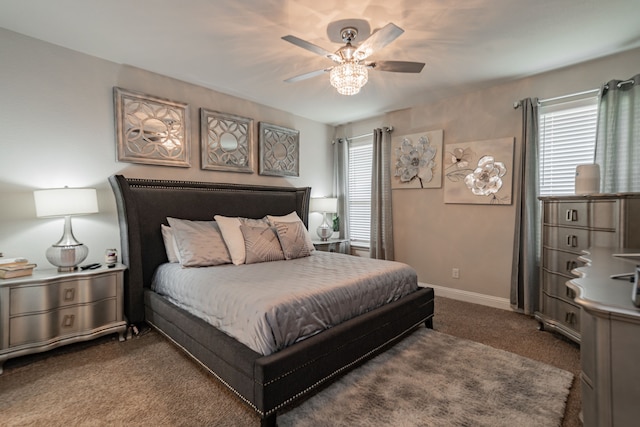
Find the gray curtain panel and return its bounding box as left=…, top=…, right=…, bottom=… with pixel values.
left=510, top=98, right=540, bottom=315
left=595, top=74, right=640, bottom=193
left=333, top=138, right=350, bottom=253
left=370, top=128, right=394, bottom=260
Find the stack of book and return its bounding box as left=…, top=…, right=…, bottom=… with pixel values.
left=0, top=257, right=37, bottom=279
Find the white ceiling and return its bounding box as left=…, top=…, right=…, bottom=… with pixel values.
left=1, top=0, right=639, bottom=126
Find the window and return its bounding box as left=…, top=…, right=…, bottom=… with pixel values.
left=347, top=137, right=372, bottom=246
left=539, top=94, right=598, bottom=196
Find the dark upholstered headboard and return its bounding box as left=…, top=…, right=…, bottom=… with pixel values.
left=108, top=175, right=311, bottom=324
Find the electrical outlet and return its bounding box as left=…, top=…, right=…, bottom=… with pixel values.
left=452, top=268, right=460, bottom=279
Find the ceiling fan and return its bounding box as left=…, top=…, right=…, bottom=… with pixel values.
left=282, top=22, right=425, bottom=95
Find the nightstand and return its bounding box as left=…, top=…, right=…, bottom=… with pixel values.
left=312, top=238, right=350, bottom=254
left=0, top=264, right=128, bottom=374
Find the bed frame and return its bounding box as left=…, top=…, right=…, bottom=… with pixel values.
left=108, top=174, right=434, bottom=426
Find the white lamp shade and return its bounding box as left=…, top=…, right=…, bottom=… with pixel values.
left=34, top=188, right=99, bottom=217
left=310, top=197, right=338, bottom=213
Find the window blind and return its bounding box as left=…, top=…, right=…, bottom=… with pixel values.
left=539, top=96, right=598, bottom=196
left=348, top=138, right=373, bottom=246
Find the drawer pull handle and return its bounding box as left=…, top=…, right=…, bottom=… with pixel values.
left=565, top=235, right=578, bottom=247
left=566, top=260, right=577, bottom=272
left=565, top=209, right=578, bottom=222
left=566, top=287, right=574, bottom=299
left=62, top=314, right=75, bottom=328
left=565, top=312, right=576, bottom=325
left=64, top=288, right=75, bottom=301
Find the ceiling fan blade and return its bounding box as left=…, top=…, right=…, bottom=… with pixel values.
left=284, top=68, right=332, bottom=83
left=281, top=35, right=341, bottom=62
left=354, top=23, right=404, bottom=60
left=366, top=60, right=425, bottom=73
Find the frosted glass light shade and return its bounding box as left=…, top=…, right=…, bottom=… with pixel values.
left=34, top=188, right=98, bottom=217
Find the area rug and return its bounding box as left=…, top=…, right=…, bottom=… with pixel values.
left=278, top=328, right=573, bottom=427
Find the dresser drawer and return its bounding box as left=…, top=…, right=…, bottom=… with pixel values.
left=10, top=274, right=117, bottom=315
left=544, top=226, right=591, bottom=252
left=542, top=248, right=585, bottom=276
left=542, top=294, right=581, bottom=332
left=8, top=298, right=117, bottom=348
left=542, top=270, right=576, bottom=302
left=544, top=201, right=589, bottom=227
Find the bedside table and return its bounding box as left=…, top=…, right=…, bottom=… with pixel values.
left=0, top=264, right=128, bottom=374
left=312, top=238, right=350, bottom=254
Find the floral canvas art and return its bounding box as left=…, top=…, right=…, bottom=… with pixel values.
left=443, top=137, right=514, bottom=204
left=391, top=129, right=443, bottom=189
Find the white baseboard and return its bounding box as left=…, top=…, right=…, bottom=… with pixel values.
left=420, top=282, right=513, bottom=311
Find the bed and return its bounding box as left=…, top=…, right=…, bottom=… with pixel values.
left=108, top=174, right=434, bottom=426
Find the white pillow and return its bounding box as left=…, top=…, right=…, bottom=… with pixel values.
left=266, top=211, right=315, bottom=252
left=214, top=215, right=246, bottom=265
left=161, top=224, right=180, bottom=263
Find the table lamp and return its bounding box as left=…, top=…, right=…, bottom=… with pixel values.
left=310, top=197, right=338, bottom=241
left=34, top=187, right=99, bottom=271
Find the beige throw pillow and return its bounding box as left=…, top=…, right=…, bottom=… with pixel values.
left=240, top=225, right=285, bottom=264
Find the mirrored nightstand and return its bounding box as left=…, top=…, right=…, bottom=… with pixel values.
left=312, top=238, right=350, bottom=254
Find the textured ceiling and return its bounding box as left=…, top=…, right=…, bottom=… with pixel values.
left=1, top=0, right=639, bottom=125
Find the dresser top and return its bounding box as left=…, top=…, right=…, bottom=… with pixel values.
left=539, top=192, right=640, bottom=201
left=568, top=247, right=640, bottom=319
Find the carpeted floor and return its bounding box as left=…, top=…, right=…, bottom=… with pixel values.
left=0, top=296, right=581, bottom=426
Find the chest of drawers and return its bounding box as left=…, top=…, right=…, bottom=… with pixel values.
left=0, top=265, right=127, bottom=373
left=536, top=194, right=640, bottom=343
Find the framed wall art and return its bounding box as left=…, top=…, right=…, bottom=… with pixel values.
left=443, top=137, right=514, bottom=204
left=200, top=108, right=253, bottom=173
left=391, top=129, right=443, bottom=189
left=114, top=87, right=190, bottom=167
left=259, top=122, right=299, bottom=177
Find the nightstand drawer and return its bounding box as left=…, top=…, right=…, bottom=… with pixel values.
left=542, top=270, right=576, bottom=302
left=9, top=298, right=117, bottom=348
left=9, top=274, right=117, bottom=315
left=542, top=248, right=585, bottom=276
left=542, top=294, right=581, bottom=331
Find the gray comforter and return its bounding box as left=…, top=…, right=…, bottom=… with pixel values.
left=151, top=251, right=418, bottom=355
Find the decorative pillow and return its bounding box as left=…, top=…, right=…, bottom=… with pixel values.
left=166, top=217, right=231, bottom=267
left=266, top=211, right=315, bottom=252
left=240, top=217, right=270, bottom=228
left=213, top=215, right=245, bottom=265
left=274, top=221, right=312, bottom=260
left=239, top=225, right=285, bottom=264
left=161, top=224, right=180, bottom=263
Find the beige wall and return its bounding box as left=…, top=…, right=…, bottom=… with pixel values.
left=0, top=28, right=334, bottom=268
left=338, top=47, right=640, bottom=306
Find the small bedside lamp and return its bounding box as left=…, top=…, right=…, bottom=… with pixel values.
left=34, top=187, right=98, bottom=272
left=310, top=197, right=338, bottom=241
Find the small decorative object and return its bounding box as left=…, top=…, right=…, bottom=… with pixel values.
left=392, top=129, right=443, bottom=189
left=114, top=87, right=190, bottom=167
left=444, top=137, right=514, bottom=204
left=105, top=248, right=118, bottom=264
left=200, top=108, right=254, bottom=173
left=575, top=164, right=600, bottom=195
left=259, top=122, right=299, bottom=177
left=34, top=187, right=99, bottom=271
left=310, top=197, right=338, bottom=241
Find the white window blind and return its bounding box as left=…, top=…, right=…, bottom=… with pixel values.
left=348, top=138, right=372, bottom=246
left=539, top=95, right=598, bottom=196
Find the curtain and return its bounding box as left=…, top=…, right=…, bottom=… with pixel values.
left=510, top=98, right=540, bottom=315
left=333, top=138, right=350, bottom=253
left=595, top=74, right=640, bottom=193
left=370, top=127, right=394, bottom=260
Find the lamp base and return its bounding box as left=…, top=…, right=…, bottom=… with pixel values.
left=316, top=212, right=333, bottom=241
left=46, top=244, right=89, bottom=272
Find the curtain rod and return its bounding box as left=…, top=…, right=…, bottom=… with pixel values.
left=344, top=126, right=394, bottom=141
left=513, top=88, right=599, bottom=109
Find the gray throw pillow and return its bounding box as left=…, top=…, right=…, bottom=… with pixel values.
left=274, top=221, right=311, bottom=260
left=167, top=217, right=231, bottom=267
left=240, top=225, right=285, bottom=264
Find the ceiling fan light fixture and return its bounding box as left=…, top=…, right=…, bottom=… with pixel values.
left=329, top=62, right=368, bottom=96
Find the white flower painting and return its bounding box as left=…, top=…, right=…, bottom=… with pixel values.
left=391, top=129, right=443, bottom=189
left=444, top=137, right=514, bottom=204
